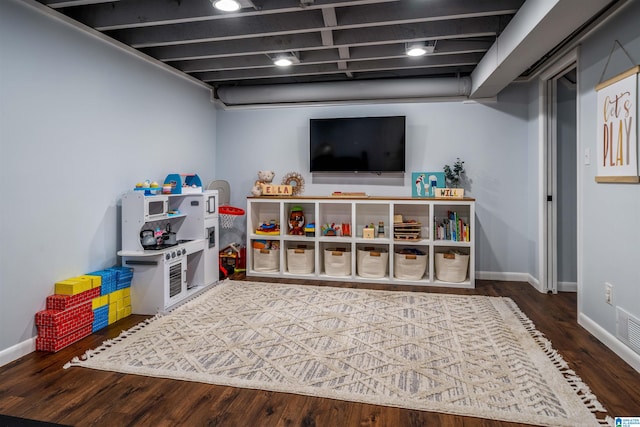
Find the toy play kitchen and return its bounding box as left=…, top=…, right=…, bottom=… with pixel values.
left=118, top=174, right=219, bottom=315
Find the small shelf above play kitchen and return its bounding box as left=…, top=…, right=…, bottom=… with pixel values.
left=246, top=196, right=475, bottom=288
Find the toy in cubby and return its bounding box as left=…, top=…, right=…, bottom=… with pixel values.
left=252, top=240, right=280, bottom=272
left=255, top=219, right=280, bottom=235
left=321, top=223, right=341, bottom=236
left=304, top=223, right=315, bottom=237
left=35, top=266, right=134, bottom=353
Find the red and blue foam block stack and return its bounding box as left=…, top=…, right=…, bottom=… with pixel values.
left=35, top=276, right=100, bottom=352
left=36, top=266, right=134, bottom=352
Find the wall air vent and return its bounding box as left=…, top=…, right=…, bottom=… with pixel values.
left=617, top=307, right=640, bottom=355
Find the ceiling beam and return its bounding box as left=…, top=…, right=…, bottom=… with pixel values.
left=322, top=7, right=338, bottom=26
left=173, top=39, right=491, bottom=73
left=40, top=0, right=116, bottom=8
left=146, top=18, right=499, bottom=61
left=105, top=4, right=513, bottom=48
left=206, top=64, right=476, bottom=84
left=195, top=52, right=482, bottom=82
left=321, top=30, right=334, bottom=46
left=471, top=0, right=615, bottom=97
left=64, top=0, right=400, bottom=30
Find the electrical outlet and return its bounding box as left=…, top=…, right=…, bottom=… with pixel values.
left=605, top=282, right=613, bottom=305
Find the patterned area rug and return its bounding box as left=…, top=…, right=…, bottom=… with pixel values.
left=67, top=281, right=609, bottom=426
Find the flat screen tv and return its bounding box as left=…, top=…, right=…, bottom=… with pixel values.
left=309, top=116, right=406, bottom=173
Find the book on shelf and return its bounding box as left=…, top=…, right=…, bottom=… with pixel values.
left=434, top=211, right=470, bottom=242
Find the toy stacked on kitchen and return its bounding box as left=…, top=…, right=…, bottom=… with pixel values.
left=35, top=266, right=133, bottom=353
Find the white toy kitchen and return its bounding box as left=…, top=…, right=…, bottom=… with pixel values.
left=117, top=189, right=219, bottom=315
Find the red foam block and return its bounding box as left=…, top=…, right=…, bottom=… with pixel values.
left=35, top=301, right=92, bottom=326
left=36, top=324, right=93, bottom=353
left=46, top=287, right=100, bottom=311
left=37, top=310, right=94, bottom=339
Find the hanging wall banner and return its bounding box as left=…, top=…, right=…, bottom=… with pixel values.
left=595, top=65, right=640, bottom=183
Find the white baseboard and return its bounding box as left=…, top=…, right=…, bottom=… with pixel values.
left=558, top=281, right=577, bottom=292
left=476, top=271, right=546, bottom=292
left=0, top=337, right=36, bottom=368
left=527, top=274, right=543, bottom=293
left=579, top=312, right=640, bottom=373
left=476, top=271, right=530, bottom=282
left=476, top=272, right=576, bottom=294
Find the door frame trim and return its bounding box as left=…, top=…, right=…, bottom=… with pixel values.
left=538, top=48, right=580, bottom=294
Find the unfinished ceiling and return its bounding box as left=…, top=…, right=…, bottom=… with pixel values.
left=33, top=0, right=621, bottom=105
left=35, top=1, right=523, bottom=85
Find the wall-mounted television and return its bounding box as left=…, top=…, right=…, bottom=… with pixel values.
left=309, top=116, right=406, bottom=173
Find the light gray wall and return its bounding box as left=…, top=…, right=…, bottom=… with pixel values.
left=0, top=1, right=217, bottom=354
left=577, top=1, right=640, bottom=336
left=216, top=85, right=533, bottom=277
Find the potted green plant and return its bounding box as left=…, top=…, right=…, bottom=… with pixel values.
left=443, top=158, right=465, bottom=188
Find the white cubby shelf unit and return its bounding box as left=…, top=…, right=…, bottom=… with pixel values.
left=246, top=196, right=475, bottom=288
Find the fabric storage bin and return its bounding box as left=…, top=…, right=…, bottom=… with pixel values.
left=253, top=248, right=280, bottom=272
left=394, top=250, right=427, bottom=280
left=324, top=247, right=351, bottom=276
left=287, top=246, right=315, bottom=274
left=357, top=247, right=389, bottom=278
left=435, top=252, right=469, bottom=282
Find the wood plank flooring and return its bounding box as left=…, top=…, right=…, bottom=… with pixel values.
left=1, top=277, right=639, bottom=427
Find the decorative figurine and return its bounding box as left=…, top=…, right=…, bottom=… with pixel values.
left=321, top=223, right=340, bottom=236
left=251, top=170, right=276, bottom=196
left=304, top=223, right=315, bottom=237
left=289, top=206, right=305, bottom=235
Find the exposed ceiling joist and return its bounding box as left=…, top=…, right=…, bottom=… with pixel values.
left=31, top=0, right=624, bottom=105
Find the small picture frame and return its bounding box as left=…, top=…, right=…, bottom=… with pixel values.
left=412, top=172, right=445, bottom=197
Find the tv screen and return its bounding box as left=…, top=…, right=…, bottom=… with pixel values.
left=309, top=116, right=406, bottom=173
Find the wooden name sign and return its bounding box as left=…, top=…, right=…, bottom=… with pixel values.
left=260, top=183, right=293, bottom=196
left=434, top=187, right=465, bottom=198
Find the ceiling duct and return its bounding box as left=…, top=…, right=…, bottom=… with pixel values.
left=216, top=77, right=472, bottom=107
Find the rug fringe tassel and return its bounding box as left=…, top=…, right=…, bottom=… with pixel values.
left=504, top=298, right=610, bottom=425
left=600, top=416, right=614, bottom=426
left=64, top=314, right=163, bottom=369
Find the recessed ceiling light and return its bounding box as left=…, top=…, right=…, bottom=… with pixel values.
left=274, top=58, right=293, bottom=67
left=212, top=0, right=240, bottom=12
left=406, top=46, right=426, bottom=57
left=272, top=52, right=299, bottom=67
left=405, top=41, right=436, bottom=57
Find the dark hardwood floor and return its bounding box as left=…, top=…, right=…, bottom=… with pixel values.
left=1, top=277, right=639, bottom=427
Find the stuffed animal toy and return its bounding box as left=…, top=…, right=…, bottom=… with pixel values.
left=251, top=170, right=275, bottom=196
